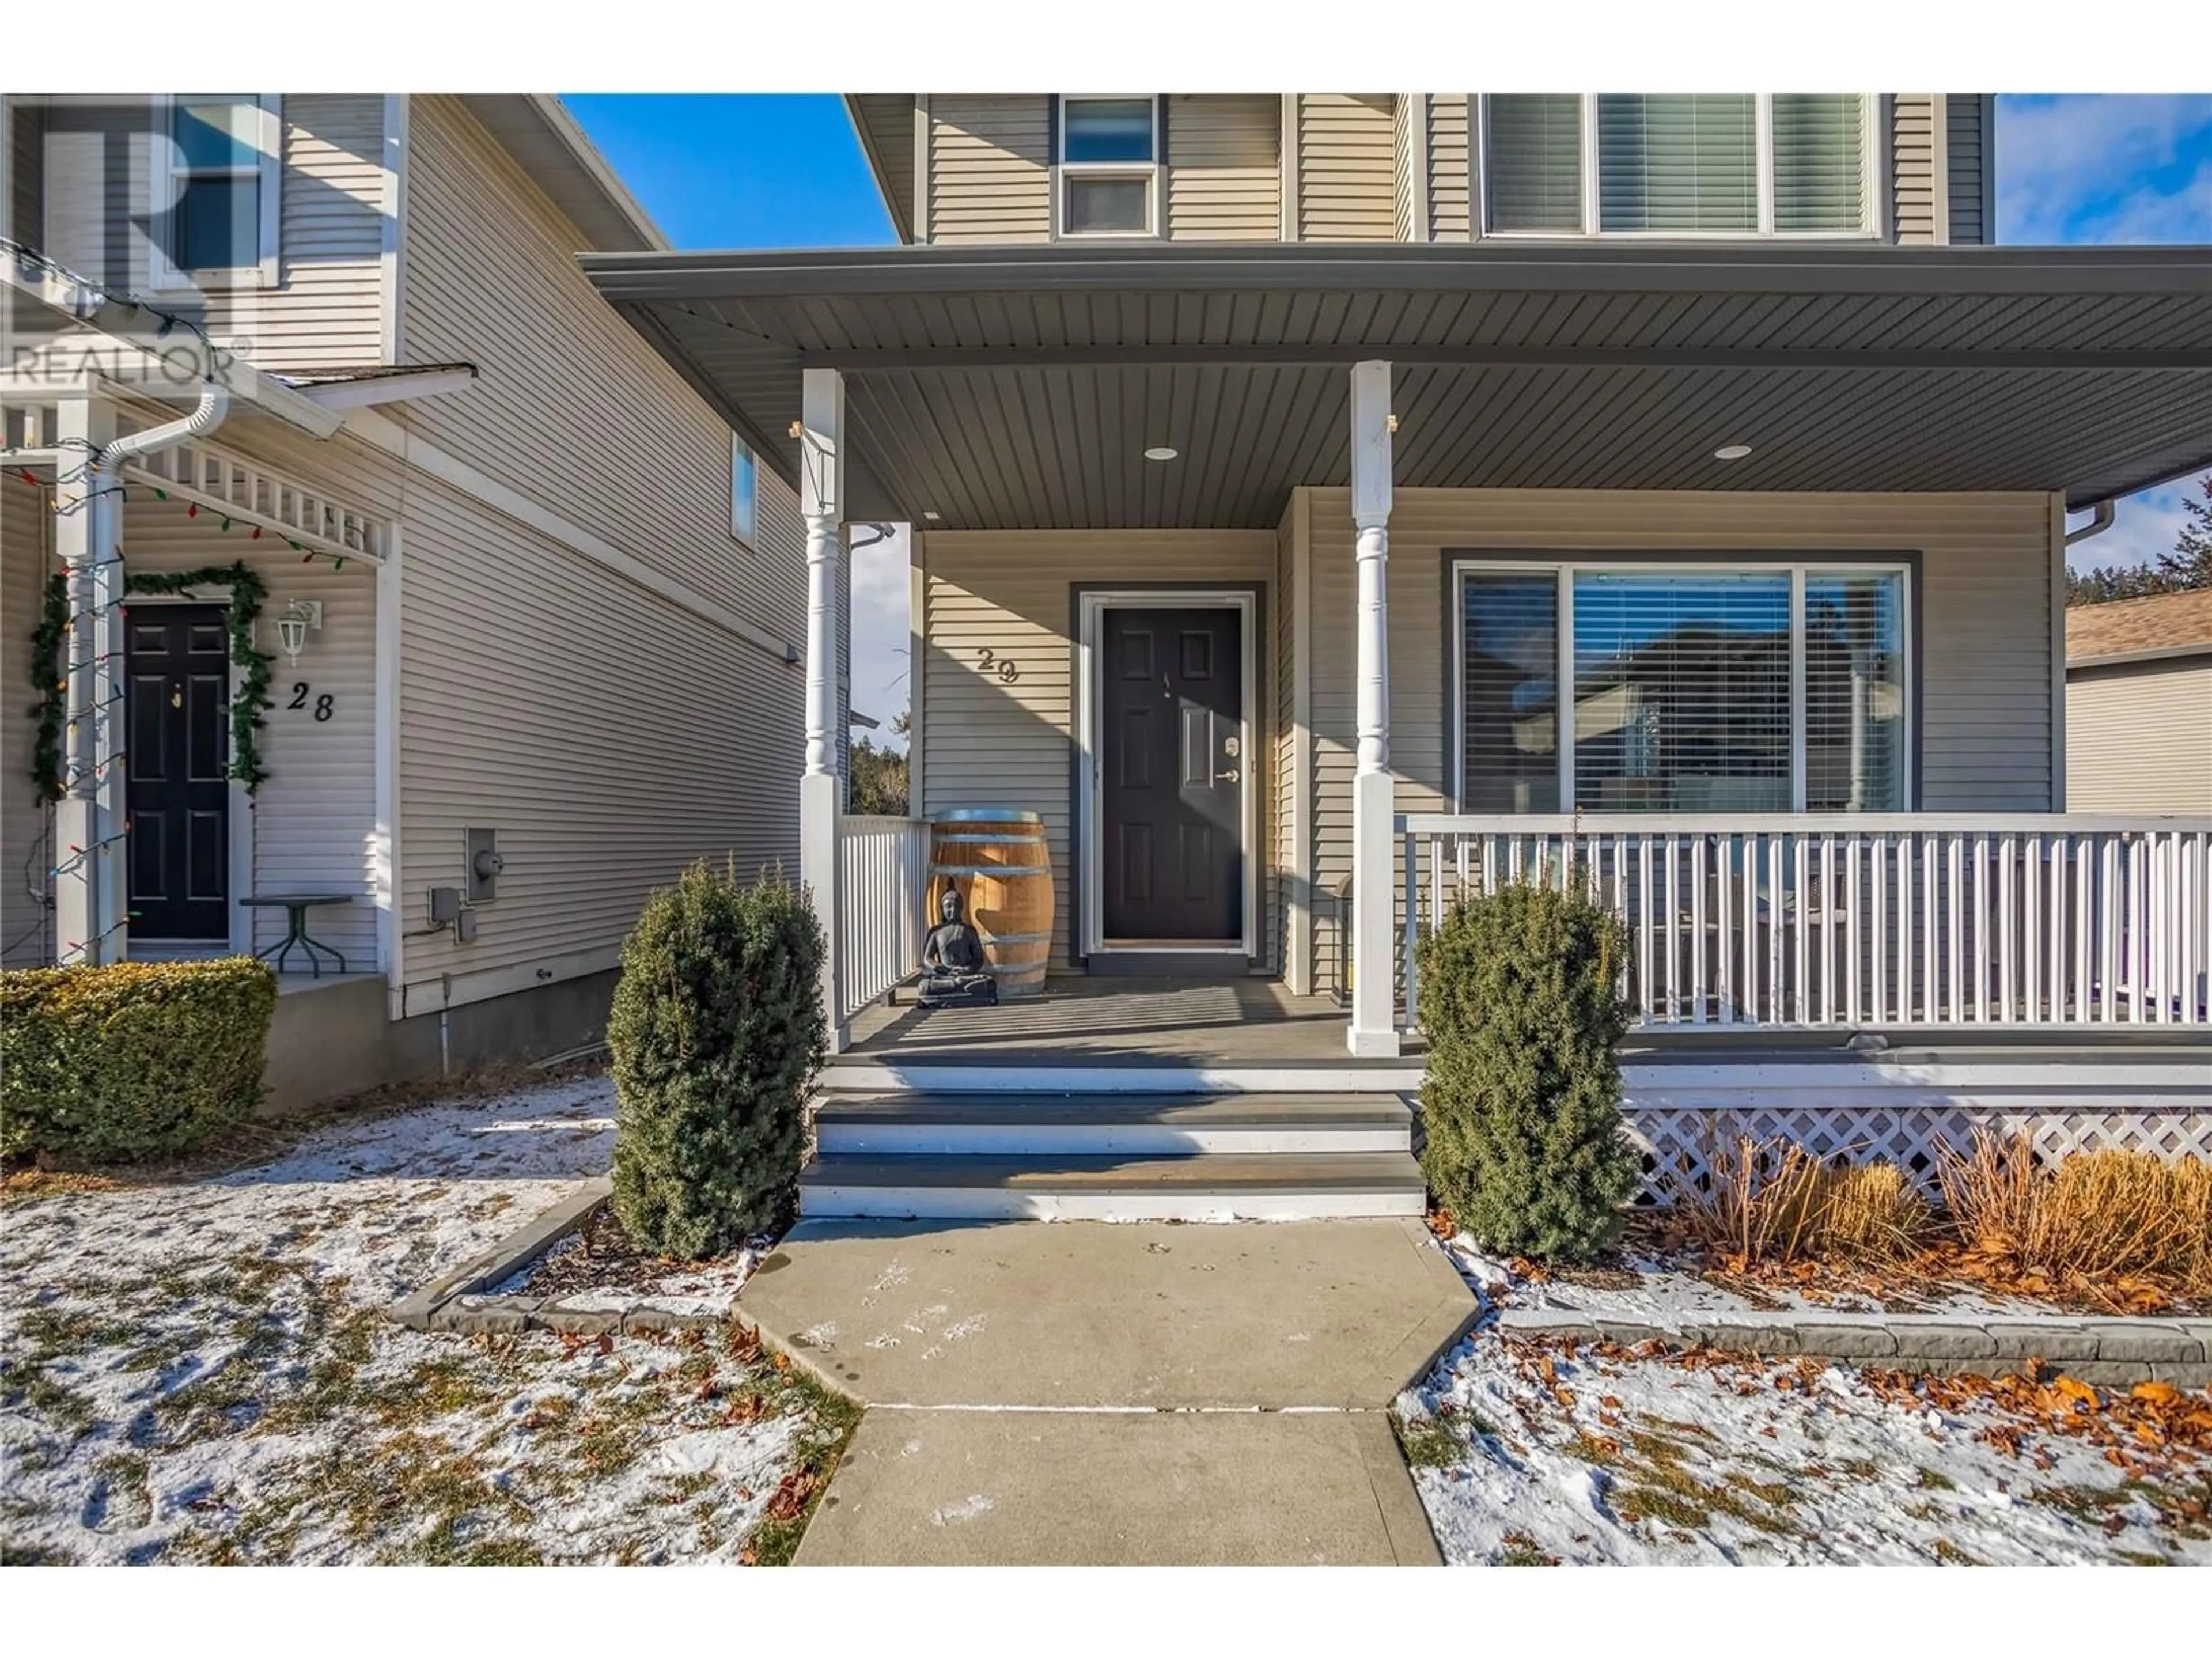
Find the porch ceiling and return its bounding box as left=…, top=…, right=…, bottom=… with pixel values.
left=582, top=243, right=2212, bottom=529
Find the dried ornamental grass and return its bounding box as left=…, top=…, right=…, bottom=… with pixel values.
left=1940, top=1135, right=2212, bottom=1302
left=1665, top=1137, right=1934, bottom=1268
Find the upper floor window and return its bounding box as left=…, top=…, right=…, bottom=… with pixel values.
left=159, top=94, right=281, bottom=286
left=1056, top=96, right=1158, bottom=238
left=731, top=435, right=758, bottom=546
left=1482, top=94, right=1873, bottom=238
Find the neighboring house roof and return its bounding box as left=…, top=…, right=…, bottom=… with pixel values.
left=2066, top=588, right=2212, bottom=668
left=581, top=241, right=2212, bottom=529
left=460, top=94, right=668, bottom=253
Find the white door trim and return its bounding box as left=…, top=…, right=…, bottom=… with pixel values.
left=1076, top=589, right=1259, bottom=960
left=123, top=588, right=255, bottom=956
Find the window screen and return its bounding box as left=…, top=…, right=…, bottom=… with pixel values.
left=1772, top=94, right=1868, bottom=232
left=1804, top=572, right=1906, bottom=809
left=1571, top=572, right=1790, bottom=810
left=1063, top=174, right=1150, bottom=234
left=1485, top=95, right=1584, bottom=232
left=1596, top=94, right=1758, bottom=232
left=1460, top=574, right=1561, bottom=812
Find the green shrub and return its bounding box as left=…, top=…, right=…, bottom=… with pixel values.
left=1416, top=881, right=1639, bottom=1263
left=0, top=957, right=277, bottom=1164
left=609, top=861, right=825, bottom=1259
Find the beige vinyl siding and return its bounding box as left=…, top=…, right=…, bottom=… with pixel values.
left=1300, top=488, right=2057, bottom=991
left=1165, top=95, right=1279, bottom=241
left=398, top=97, right=796, bottom=645
left=2067, top=658, right=2212, bottom=813
left=1427, top=94, right=1471, bottom=240
left=206, top=94, right=387, bottom=371
left=122, top=499, right=382, bottom=962
left=927, top=96, right=1052, bottom=244
left=2, top=476, right=54, bottom=966
left=1891, top=94, right=1940, bottom=243
left=919, top=530, right=1279, bottom=970
left=1297, top=94, right=1397, bottom=241
left=395, top=467, right=804, bottom=988
left=1946, top=93, right=1991, bottom=245
left=28, top=96, right=386, bottom=372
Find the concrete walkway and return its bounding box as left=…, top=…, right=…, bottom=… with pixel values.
left=736, top=1217, right=1476, bottom=1566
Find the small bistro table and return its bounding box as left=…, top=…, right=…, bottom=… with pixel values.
left=243, top=893, right=354, bottom=978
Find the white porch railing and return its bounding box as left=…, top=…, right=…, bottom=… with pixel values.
left=835, top=815, right=931, bottom=1021
left=1399, top=814, right=2212, bottom=1032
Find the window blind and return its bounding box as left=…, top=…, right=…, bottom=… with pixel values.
left=1772, top=94, right=1868, bottom=232
left=1460, top=574, right=1562, bottom=812
left=1485, top=95, right=1584, bottom=232
left=1570, top=573, right=1790, bottom=810
left=1596, top=94, right=1757, bottom=232
left=1803, top=572, right=1906, bottom=809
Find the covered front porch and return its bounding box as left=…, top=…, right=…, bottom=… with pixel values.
left=583, top=241, right=2212, bottom=1059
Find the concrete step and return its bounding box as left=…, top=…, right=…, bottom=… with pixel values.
left=798, top=1151, right=1429, bottom=1222
left=813, top=1092, right=1413, bottom=1156
left=820, top=1059, right=1427, bottom=1096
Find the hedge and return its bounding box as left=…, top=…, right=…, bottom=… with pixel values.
left=0, top=957, right=278, bottom=1164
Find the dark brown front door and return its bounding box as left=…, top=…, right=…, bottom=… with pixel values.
left=126, top=605, right=230, bottom=942
left=1100, top=605, right=1244, bottom=944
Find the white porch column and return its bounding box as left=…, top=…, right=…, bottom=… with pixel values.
left=54, top=396, right=124, bottom=965
left=799, top=368, right=848, bottom=1049
left=1347, top=360, right=1400, bottom=1057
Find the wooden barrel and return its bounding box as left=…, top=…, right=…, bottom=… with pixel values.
left=928, top=810, right=1053, bottom=998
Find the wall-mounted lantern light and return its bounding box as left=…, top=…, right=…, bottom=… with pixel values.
left=277, top=599, right=323, bottom=665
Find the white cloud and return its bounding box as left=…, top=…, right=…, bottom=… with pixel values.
left=1997, top=94, right=2212, bottom=244
left=2065, top=480, right=2206, bottom=575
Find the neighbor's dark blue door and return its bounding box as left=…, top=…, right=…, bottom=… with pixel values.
left=1100, top=605, right=1244, bottom=944
left=127, top=604, right=230, bottom=941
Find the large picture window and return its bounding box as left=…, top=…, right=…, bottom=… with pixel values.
left=1482, top=94, right=1874, bottom=237
left=1455, top=562, right=1910, bottom=814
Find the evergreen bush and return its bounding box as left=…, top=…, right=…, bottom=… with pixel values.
left=609, top=861, right=825, bottom=1259
left=1416, top=880, right=1639, bottom=1262
left=0, top=958, right=277, bottom=1164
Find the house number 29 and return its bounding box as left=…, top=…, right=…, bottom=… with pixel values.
left=975, top=647, right=1019, bottom=684
left=289, top=683, right=336, bottom=722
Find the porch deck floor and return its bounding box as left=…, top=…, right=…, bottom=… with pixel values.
left=846, top=977, right=1406, bottom=1067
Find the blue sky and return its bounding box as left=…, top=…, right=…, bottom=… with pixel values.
left=562, top=94, right=2212, bottom=725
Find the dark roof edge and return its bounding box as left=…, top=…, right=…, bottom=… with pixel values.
left=841, top=96, right=914, bottom=245
left=581, top=240, right=2212, bottom=301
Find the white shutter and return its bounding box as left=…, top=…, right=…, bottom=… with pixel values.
left=1596, top=94, right=1757, bottom=232
left=1772, top=94, right=1868, bottom=232
left=1484, top=94, right=1583, bottom=233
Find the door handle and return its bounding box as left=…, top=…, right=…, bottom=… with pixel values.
left=1217, top=768, right=1240, bottom=783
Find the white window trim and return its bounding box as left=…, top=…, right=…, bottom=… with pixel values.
left=730, top=433, right=759, bottom=548
left=1476, top=93, right=1880, bottom=241
left=1448, top=556, right=1916, bottom=815
left=149, top=93, right=282, bottom=293
left=1052, top=94, right=1162, bottom=241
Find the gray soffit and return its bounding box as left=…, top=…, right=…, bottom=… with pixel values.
left=581, top=243, right=2212, bottom=527
left=461, top=96, right=668, bottom=253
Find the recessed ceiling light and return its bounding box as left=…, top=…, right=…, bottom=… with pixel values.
left=922, top=510, right=942, bottom=521
left=1143, top=446, right=1179, bottom=462
left=1713, top=444, right=1753, bottom=461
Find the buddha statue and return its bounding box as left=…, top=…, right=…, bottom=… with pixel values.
left=918, top=886, right=998, bottom=1008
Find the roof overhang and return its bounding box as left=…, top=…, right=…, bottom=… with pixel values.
left=460, top=95, right=668, bottom=253
left=582, top=241, right=2212, bottom=529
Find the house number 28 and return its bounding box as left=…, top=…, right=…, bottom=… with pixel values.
left=289, top=683, right=336, bottom=722
left=975, top=647, right=1019, bottom=684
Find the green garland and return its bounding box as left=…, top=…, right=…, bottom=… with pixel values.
left=29, top=562, right=276, bottom=801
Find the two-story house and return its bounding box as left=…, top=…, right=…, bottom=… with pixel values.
left=577, top=92, right=2209, bottom=1224
left=2, top=94, right=806, bottom=1107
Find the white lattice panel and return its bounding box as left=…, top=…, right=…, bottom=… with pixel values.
left=1623, top=1105, right=2212, bottom=1206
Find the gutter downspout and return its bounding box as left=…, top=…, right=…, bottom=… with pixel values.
left=2063, top=499, right=2116, bottom=547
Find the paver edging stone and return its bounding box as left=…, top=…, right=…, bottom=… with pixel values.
left=1493, top=1305, right=2209, bottom=1386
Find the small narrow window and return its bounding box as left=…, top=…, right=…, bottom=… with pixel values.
left=1484, top=94, right=1584, bottom=233
left=730, top=435, right=757, bottom=546
left=1058, top=96, right=1157, bottom=237
left=169, top=96, right=272, bottom=274
left=1771, top=93, right=1869, bottom=233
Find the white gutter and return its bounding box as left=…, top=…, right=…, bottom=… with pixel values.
left=2064, top=499, right=2118, bottom=547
